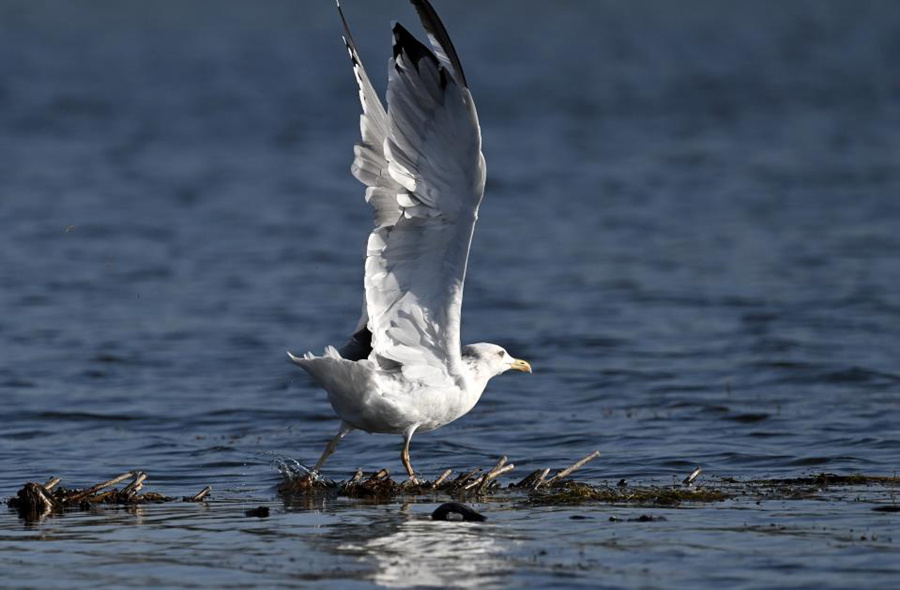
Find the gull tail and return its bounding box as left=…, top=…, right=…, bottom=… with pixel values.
left=287, top=346, right=376, bottom=423
left=287, top=346, right=340, bottom=366
left=287, top=346, right=347, bottom=389
left=286, top=350, right=314, bottom=365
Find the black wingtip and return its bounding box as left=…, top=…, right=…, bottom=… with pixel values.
left=336, top=0, right=360, bottom=66
left=408, top=0, right=468, bottom=87
left=392, top=22, right=439, bottom=70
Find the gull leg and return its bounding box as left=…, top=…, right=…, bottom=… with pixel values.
left=314, top=422, right=354, bottom=474
left=401, top=426, right=420, bottom=485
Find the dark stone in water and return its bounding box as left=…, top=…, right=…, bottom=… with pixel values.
left=245, top=506, right=270, bottom=518
left=727, top=413, right=770, bottom=423
left=872, top=506, right=900, bottom=512
left=431, top=502, right=486, bottom=522
left=629, top=514, right=668, bottom=522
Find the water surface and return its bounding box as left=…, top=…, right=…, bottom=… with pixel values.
left=2, top=1, right=899, bottom=588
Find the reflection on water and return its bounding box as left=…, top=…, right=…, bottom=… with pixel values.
left=345, top=516, right=506, bottom=589
left=289, top=504, right=512, bottom=588
left=3, top=497, right=898, bottom=589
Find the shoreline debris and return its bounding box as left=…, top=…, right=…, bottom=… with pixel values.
left=544, top=451, right=602, bottom=487
left=278, top=450, right=604, bottom=499
left=277, top=454, right=900, bottom=508
left=6, top=471, right=211, bottom=521
left=276, top=450, right=731, bottom=506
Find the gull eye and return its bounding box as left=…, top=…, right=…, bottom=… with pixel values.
left=497, top=351, right=505, bottom=358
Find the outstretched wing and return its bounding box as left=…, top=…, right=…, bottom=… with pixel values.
left=335, top=1, right=405, bottom=360
left=336, top=1, right=405, bottom=231
left=338, top=1, right=486, bottom=383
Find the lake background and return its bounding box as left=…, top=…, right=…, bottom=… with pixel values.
left=2, top=1, right=899, bottom=588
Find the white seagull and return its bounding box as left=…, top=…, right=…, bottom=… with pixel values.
left=288, top=0, right=531, bottom=483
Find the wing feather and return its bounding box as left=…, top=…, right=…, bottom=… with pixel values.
left=363, top=16, right=485, bottom=383
left=336, top=0, right=403, bottom=230
left=336, top=0, right=403, bottom=356
left=335, top=1, right=485, bottom=384
left=408, top=0, right=469, bottom=88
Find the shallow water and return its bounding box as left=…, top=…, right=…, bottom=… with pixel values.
left=2, top=1, right=900, bottom=588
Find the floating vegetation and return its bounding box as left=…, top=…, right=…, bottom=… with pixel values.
left=6, top=471, right=211, bottom=521
left=278, top=452, right=601, bottom=499
left=529, top=481, right=731, bottom=506
left=9, top=464, right=897, bottom=521
left=746, top=473, right=900, bottom=487
left=277, top=451, right=731, bottom=507
left=278, top=454, right=900, bottom=509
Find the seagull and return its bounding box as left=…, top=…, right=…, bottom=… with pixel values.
left=288, top=0, right=531, bottom=484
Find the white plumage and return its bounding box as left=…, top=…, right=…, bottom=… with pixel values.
left=288, top=0, right=531, bottom=482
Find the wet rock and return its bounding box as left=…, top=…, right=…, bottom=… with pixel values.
left=628, top=514, right=668, bottom=522
left=245, top=506, right=270, bottom=518
left=431, top=502, right=486, bottom=522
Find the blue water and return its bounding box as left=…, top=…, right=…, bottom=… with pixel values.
left=2, top=1, right=899, bottom=588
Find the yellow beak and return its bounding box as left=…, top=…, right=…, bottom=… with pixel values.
left=510, top=359, right=532, bottom=373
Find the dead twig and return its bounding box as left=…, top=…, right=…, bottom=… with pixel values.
left=544, top=451, right=601, bottom=487
left=478, top=463, right=515, bottom=493
left=488, top=463, right=516, bottom=482
left=463, top=475, right=486, bottom=491
left=514, top=469, right=545, bottom=489
left=186, top=486, right=212, bottom=502
left=68, top=471, right=135, bottom=502
left=463, top=457, right=512, bottom=493
left=122, top=472, right=148, bottom=499
left=90, top=490, right=116, bottom=503
left=432, top=469, right=452, bottom=489
left=487, top=456, right=508, bottom=476
left=448, top=467, right=482, bottom=491
left=683, top=467, right=702, bottom=486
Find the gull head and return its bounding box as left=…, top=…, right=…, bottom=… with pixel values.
left=462, top=343, right=532, bottom=378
